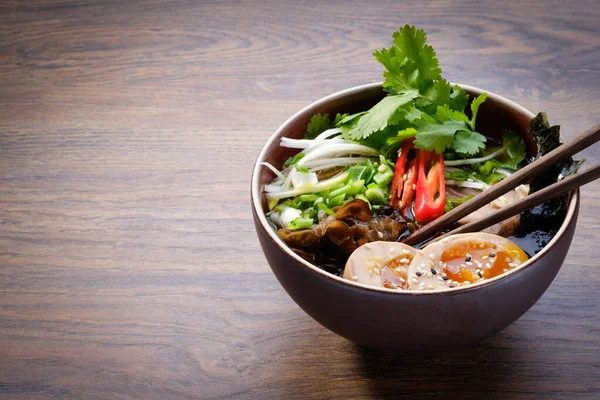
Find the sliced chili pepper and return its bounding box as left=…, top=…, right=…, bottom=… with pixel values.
left=389, top=139, right=415, bottom=210
left=413, top=150, right=446, bottom=224
left=400, top=158, right=417, bottom=213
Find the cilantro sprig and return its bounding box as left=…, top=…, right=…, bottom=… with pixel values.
left=340, top=25, right=488, bottom=156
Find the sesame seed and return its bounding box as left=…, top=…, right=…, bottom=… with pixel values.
left=403, top=174, right=407, bottom=180
left=426, top=272, right=432, bottom=277
left=431, top=268, right=437, bottom=275
left=482, top=255, right=489, bottom=260
left=505, top=257, right=511, bottom=262
left=390, top=282, right=399, bottom=288
left=411, top=277, right=419, bottom=284
left=353, top=276, right=359, bottom=281
left=489, top=252, right=496, bottom=258
left=427, top=285, right=434, bottom=290
left=415, top=271, right=422, bottom=277
left=399, top=277, right=406, bottom=283
left=485, top=263, right=491, bottom=269
left=508, top=262, right=516, bottom=268
left=442, top=276, right=449, bottom=281
left=449, top=285, right=455, bottom=288
left=441, top=272, right=447, bottom=278
left=402, top=249, right=410, bottom=255
left=377, top=231, right=384, bottom=239
left=464, top=280, right=471, bottom=285
left=503, top=268, right=508, bottom=273
left=389, top=247, right=397, bottom=254
left=400, top=258, right=409, bottom=264
left=429, top=253, right=435, bottom=260
left=465, top=255, right=472, bottom=262
left=420, top=263, right=426, bottom=269
left=412, top=183, right=416, bottom=190
left=374, top=267, right=381, bottom=274
left=460, top=264, right=466, bottom=269
left=477, top=271, right=483, bottom=277
left=466, top=261, right=473, bottom=266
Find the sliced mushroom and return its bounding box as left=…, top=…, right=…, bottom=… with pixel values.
left=277, top=228, right=319, bottom=247
left=333, top=199, right=371, bottom=221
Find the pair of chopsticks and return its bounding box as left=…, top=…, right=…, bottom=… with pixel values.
left=403, top=123, right=600, bottom=246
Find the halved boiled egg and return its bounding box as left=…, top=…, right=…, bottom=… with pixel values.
left=344, top=241, right=417, bottom=290
left=408, top=233, right=529, bottom=290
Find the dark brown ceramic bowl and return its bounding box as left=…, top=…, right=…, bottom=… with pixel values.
left=251, top=83, right=579, bottom=352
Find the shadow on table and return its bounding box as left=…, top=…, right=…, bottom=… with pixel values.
left=355, top=328, right=525, bottom=399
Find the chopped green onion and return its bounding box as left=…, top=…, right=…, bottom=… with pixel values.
left=373, top=168, right=394, bottom=187
left=288, top=218, right=315, bottom=230
left=328, top=194, right=346, bottom=208
left=363, top=160, right=376, bottom=183
left=273, top=199, right=294, bottom=213
left=301, top=207, right=317, bottom=219
left=478, top=161, right=494, bottom=175
left=316, top=202, right=334, bottom=215
left=365, top=185, right=387, bottom=203
left=347, top=165, right=367, bottom=181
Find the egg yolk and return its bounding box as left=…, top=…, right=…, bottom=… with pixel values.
left=440, top=239, right=528, bottom=284
left=382, top=253, right=414, bottom=290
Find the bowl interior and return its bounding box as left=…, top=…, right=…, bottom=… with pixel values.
left=252, top=82, right=577, bottom=294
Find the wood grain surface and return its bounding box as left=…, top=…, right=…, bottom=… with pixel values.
left=0, top=1, right=598, bottom=399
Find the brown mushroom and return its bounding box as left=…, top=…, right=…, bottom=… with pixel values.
left=333, top=199, right=371, bottom=221
left=326, top=220, right=352, bottom=245
left=277, top=228, right=319, bottom=248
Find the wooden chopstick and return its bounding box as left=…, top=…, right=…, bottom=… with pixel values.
left=403, top=122, right=600, bottom=245
left=432, top=163, right=600, bottom=242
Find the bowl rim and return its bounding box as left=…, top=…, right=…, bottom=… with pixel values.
left=251, top=82, right=579, bottom=295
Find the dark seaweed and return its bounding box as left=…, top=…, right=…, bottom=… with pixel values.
left=518, top=112, right=583, bottom=232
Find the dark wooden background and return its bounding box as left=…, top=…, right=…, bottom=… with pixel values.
left=0, top=1, right=598, bottom=399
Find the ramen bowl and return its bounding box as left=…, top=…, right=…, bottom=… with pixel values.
left=251, top=83, right=578, bottom=352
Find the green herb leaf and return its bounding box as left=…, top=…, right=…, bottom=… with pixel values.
left=469, top=93, right=487, bottom=129
left=405, top=106, right=423, bottom=122
left=283, top=153, right=305, bottom=167
left=420, top=78, right=452, bottom=111
left=413, top=119, right=462, bottom=153
left=374, top=25, right=442, bottom=94
left=451, top=130, right=487, bottom=155
left=305, top=114, right=332, bottom=139
left=445, top=195, right=474, bottom=212
left=333, top=113, right=349, bottom=126
left=493, top=130, right=526, bottom=170
left=344, top=91, right=418, bottom=140
left=450, top=85, right=469, bottom=111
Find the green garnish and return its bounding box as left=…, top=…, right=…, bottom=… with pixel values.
left=342, top=25, right=487, bottom=156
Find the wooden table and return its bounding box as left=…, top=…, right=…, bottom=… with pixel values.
left=1, top=1, right=598, bottom=398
